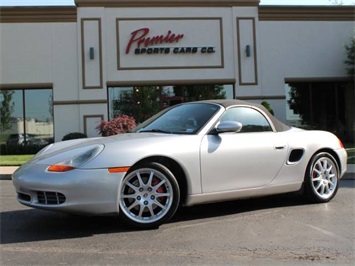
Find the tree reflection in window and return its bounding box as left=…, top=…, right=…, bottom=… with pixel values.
left=108, top=84, right=233, bottom=123
left=0, top=88, right=53, bottom=148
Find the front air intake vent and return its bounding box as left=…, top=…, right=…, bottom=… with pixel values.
left=288, top=149, right=304, bottom=164
left=18, top=193, right=31, bottom=202
left=37, top=191, right=66, bottom=205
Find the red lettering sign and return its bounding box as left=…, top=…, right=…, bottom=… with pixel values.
left=126, top=28, right=184, bottom=54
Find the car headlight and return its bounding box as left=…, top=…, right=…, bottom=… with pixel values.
left=47, top=145, right=104, bottom=172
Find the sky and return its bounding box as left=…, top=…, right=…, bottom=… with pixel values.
left=0, top=0, right=354, bottom=6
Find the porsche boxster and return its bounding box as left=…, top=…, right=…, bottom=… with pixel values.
left=12, top=99, right=347, bottom=228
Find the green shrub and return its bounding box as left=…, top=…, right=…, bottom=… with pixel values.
left=62, top=132, right=88, bottom=141
left=261, top=101, right=274, bottom=115
left=0, top=144, right=47, bottom=155
left=97, top=115, right=137, bottom=136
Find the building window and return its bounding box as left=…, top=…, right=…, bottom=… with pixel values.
left=0, top=88, right=54, bottom=148
left=285, top=81, right=354, bottom=142
left=108, top=84, right=234, bottom=123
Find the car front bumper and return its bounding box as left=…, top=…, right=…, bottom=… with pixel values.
left=12, top=163, right=126, bottom=215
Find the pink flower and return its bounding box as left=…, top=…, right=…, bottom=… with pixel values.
left=97, top=115, right=137, bottom=136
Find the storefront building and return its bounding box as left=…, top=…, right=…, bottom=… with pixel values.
left=0, top=0, right=354, bottom=147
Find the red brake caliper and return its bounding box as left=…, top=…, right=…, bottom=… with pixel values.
left=152, top=177, right=167, bottom=203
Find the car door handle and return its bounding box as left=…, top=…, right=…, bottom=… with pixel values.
left=274, top=145, right=286, bottom=150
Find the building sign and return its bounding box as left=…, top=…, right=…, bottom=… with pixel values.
left=125, top=28, right=216, bottom=55
left=126, top=28, right=184, bottom=54
left=117, top=18, right=223, bottom=70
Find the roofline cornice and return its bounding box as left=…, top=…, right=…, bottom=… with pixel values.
left=74, top=0, right=260, bottom=7
left=259, top=6, right=355, bottom=21
left=0, top=6, right=77, bottom=23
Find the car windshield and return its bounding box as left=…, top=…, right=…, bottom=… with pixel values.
left=134, top=103, right=221, bottom=134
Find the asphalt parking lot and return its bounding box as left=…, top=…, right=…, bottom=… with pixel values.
left=1, top=179, right=354, bottom=265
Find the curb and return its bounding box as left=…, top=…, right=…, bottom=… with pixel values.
left=0, top=167, right=18, bottom=180
left=343, top=172, right=355, bottom=180
left=1, top=165, right=354, bottom=181
left=0, top=175, right=12, bottom=180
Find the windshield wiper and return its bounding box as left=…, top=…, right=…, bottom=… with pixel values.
left=139, top=129, right=172, bottom=134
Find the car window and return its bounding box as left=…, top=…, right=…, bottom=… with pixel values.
left=220, top=107, right=272, bottom=132
left=137, top=103, right=221, bottom=134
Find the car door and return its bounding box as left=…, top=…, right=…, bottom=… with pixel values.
left=200, top=107, right=288, bottom=193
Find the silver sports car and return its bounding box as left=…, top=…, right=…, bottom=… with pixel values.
left=12, top=100, right=347, bottom=228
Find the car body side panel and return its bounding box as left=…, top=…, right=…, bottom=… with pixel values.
left=185, top=129, right=347, bottom=206
left=79, top=134, right=204, bottom=195
left=274, top=130, right=347, bottom=180
left=185, top=182, right=302, bottom=206
left=200, top=131, right=289, bottom=193
left=13, top=134, right=205, bottom=214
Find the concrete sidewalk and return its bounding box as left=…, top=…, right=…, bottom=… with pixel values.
left=1, top=165, right=354, bottom=181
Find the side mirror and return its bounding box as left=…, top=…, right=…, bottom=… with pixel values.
left=215, top=121, right=243, bottom=133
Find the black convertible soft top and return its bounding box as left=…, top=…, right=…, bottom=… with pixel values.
left=199, top=99, right=290, bottom=132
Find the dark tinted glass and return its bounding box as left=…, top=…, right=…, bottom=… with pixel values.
left=137, top=103, right=221, bottom=134
left=0, top=89, right=53, bottom=149
left=220, top=107, right=272, bottom=132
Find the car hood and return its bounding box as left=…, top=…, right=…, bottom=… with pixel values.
left=30, top=133, right=202, bottom=169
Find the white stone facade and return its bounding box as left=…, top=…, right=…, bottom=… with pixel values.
left=0, top=1, right=353, bottom=141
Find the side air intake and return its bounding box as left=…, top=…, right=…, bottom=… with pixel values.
left=288, top=149, right=304, bottom=164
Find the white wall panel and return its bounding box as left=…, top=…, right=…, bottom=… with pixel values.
left=105, top=7, right=236, bottom=84
left=52, top=23, right=79, bottom=101
left=83, top=115, right=103, bottom=137
left=81, top=18, right=102, bottom=89
left=54, top=105, right=80, bottom=140
left=259, top=21, right=353, bottom=95
left=0, top=24, right=52, bottom=83
left=237, top=18, right=258, bottom=85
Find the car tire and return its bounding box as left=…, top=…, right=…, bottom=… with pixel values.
left=119, top=162, right=180, bottom=229
left=304, top=152, right=339, bottom=203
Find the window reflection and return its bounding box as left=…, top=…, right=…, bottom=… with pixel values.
left=285, top=81, right=353, bottom=142
left=108, top=84, right=234, bottom=123
left=0, top=90, right=23, bottom=132
left=25, top=90, right=53, bottom=145
left=220, top=107, right=272, bottom=132
left=0, top=89, right=53, bottom=151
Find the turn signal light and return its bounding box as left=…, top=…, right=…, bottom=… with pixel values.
left=108, top=167, right=130, bottom=173
left=48, top=165, right=76, bottom=172
left=338, top=139, right=344, bottom=148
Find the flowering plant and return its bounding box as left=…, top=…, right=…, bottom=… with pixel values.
left=97, top=115, right=137, bottom=136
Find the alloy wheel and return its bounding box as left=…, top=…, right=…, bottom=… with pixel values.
left=310, top=156, right=338, bottom=200
left=120, top=167, right=174, bottom=224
